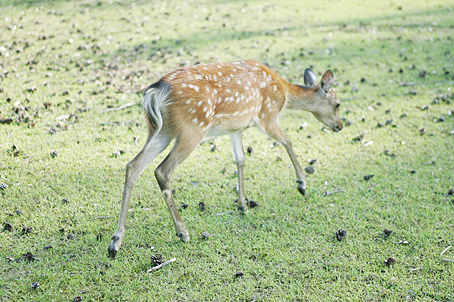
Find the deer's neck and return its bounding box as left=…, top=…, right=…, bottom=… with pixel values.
left=284, top=83, right=320, bottom=112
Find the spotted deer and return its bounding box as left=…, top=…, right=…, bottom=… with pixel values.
left=108, top=60, right=342, bottom=258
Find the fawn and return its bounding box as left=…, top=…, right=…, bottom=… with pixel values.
left=108, top=60, right=342, bottom=258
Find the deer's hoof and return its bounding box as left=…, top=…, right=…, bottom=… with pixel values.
left=297, top=183, right=306, bottom=197
left=108, top=244, right=118, bottom=259
left=238, top=206, right=248, bottom=214
left=108, top=235, right=120, bottom=259
left=178, top=232, right=190, bottom=242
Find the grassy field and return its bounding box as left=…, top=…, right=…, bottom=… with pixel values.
left=1, top=0, right=454, bottom=300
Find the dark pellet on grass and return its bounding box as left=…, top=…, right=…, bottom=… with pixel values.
left=382, top=229, right=393, bottom=237
left=363, top=175, right=374, bottom=181
left=150, top=254, right=164, bottom=266
left=335, top=228, right=347, bottom=241
left=304, top=166, right=315, bottom=174
left=410, top=170, right=416, bottom=174
left=73, top=296, right=83, bottom=302
left=199, top=201, right=206, bottom=211
left=247, top=146, right=253, bottom=155
left=96, top=233, right=103, bottom=242
left=0, top=183, right=8, bottom=190
left=21, top=226, right=32, bottom=234
left=309, top=159, right=317, bottom=165
left=201, top=232, right=211, bottom=240
left=31, top=282, right=40, bottom=289
left=385, top=119, right=392, bottom=125
left=50, top=150, right=58, bottom=157
left=377, top=122, right=384, bottom=128
left=447, top=189, right=454, bottom=196
left=3, top=223, right=12, bottom=232
left=66, top=233, right=75, bottom=240
left=181, top=203, right=188, bottom=210
left=23, top=252, right=36, bottom=262
left=384, top=257, right=396, bottom=267
left=247, top=199, right=259, bottom=208
left=234, top=271, right=244, bottom=278
left=42, top=245, right=53, bottom=250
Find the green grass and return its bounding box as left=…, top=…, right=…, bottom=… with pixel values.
left=1, top=0, right=454, bottom=300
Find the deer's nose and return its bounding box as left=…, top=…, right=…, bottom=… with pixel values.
left=334, top=122, right=343, bottom=132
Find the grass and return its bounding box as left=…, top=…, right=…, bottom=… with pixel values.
left=1, top=0, right=454, bottom=300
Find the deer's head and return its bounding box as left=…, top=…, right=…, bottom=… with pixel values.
left=304, top=68, right=342, bottom=132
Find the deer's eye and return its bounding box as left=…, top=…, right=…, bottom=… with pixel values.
left=336, top=103, right=340, bottom=109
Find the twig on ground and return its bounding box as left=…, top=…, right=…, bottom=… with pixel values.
left=323, top=189, right=345, bottom=196
left=225, top=217, right=238, bottom=224
left=441, top=258, right=454, bottom=263
left=147, top=258, right=176, bottom=272
left=89, top=216, right=112, bottom=221
left=216, top=210, right=234, bottom=216
left=409, top=267, right=422, bottom=272
left=100, top=102, right=135, bottom=114
left=440, top=246, right=451, bottom=256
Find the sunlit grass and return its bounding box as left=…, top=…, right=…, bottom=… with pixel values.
left=0, top=0, right=453, bottom=301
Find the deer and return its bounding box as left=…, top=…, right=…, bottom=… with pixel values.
left=108, top=60, right=342, bottom=258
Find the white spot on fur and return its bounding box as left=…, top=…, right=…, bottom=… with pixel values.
left=199, top=121, right=205, bottom=126
left=260, top=82, right=267, bottom=88
left=188, top=84, right=200, bottom=92
left=274, top=85, right=277, bottom=91
left=193, top=117, right=198, bottom=124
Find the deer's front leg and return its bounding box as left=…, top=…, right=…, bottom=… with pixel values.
left=230, top=132, right=248, bottom=213
left=262, top=123, right=306, bottom=197
left=283, top=144, right=306, bottom=197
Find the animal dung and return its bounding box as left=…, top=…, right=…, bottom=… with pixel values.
left=363, top=175, right=374, bottom=181
left=304, top=166, right=315, bottom=174
left=150, top=254, right=164, bottom=267
left=382, top=229, right=393, bottom=238
left=335, top=228, right=347, bottom=241
left=384, top=257, right=397, bottom=267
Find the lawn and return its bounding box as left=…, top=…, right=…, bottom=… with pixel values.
left=1, top=0, right=453, bottom=301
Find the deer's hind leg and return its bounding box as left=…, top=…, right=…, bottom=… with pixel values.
left=154, top=131, right=207, bottom=242
left=230, top=131, right=248, bottom=213
left=108, top=133, right=172, bottom=259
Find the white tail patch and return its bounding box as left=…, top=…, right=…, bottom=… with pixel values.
left=142, top=83, right=173, bottom=133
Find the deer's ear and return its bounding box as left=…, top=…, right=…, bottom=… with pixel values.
left=304, top=68, right=317, bottom=87
left=321, top=70, right=334, bottom=93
